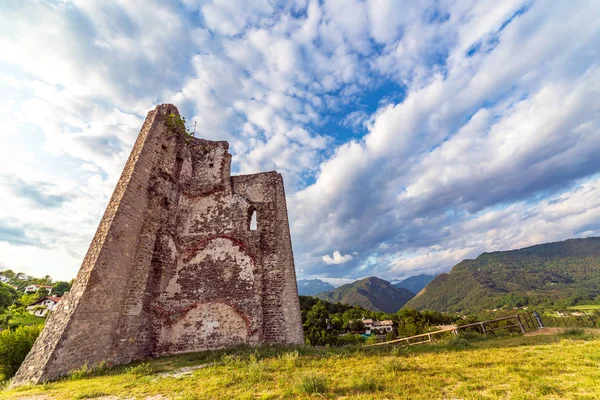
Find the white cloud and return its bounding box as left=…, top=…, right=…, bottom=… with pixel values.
left=322, top=251, right=354, bottom=265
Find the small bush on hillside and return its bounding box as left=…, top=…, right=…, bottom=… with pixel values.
left=336, top=334, right=366, bottom=346
left=298, top=373, right=328, bottom=394
left=365, top=335, right=379, bottom=345
left=443, top=336, right=472, bottom=349
left=125, top=362, right=154, bottom=376
left=560, top=327, right=585, bottom=337
left=69, top=361, right=111, bottom=380
left=0, top=324, right=42, bottom=379
left=458, top=332, right=483, bottom=340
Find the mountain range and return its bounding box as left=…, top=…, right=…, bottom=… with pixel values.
left=296, top=279, right=335, bottom=296
left=405, top=237, right=600, bottom=312
left=315, top=277, right=415, bottom=313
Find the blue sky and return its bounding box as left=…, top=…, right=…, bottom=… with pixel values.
left=1, top=0, right=600, bottom=286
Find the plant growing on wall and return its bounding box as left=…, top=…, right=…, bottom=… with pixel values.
left=166, top=113, right=194, bottom=140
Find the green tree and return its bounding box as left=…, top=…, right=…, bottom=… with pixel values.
left=0, top=270, right=16, bottom=280
left=52, top=281, right=71, bottom=297
left=304, top=301, right=336, bottom=346
left=35, top=288, right=49, bottom=300
left=348, top=319, right=364, bottom=332
left=0, top=284, right=18, bottom=313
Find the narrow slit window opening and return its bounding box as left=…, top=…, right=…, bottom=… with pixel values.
left=250, top=209, right=258, bottom=231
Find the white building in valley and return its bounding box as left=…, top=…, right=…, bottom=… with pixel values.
left=26, top=296, right=61, bottom=317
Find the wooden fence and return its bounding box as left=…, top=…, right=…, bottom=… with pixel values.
left=366, top=312, right=541, bottom=347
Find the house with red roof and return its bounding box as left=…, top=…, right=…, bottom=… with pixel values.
left=24, top=284, right=53, bottom=295
left=26, top=296, right=61, bottom=317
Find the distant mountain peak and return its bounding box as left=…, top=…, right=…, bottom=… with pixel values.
left=394, top=274, right=436, bottom=295
left=316, top=276, right=415, bottom=313
left=296, top=279, right=335, bottom=296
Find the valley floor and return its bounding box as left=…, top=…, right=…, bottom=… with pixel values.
left=2, top=330, right=599, bottom=400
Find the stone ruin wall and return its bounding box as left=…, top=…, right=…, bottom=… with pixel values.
left=11, top=104, right=304, bottom=386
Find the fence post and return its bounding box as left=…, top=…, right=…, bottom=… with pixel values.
left=532, top=311, right=544, bottom=328
left=480, top=322, right=487, bottom=335
left=516, top=315, right=525, bottom=334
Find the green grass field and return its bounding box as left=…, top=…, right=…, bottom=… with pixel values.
left=2, top=331, right=599, bottom=399
left=568, top=304, right=600, bottom=311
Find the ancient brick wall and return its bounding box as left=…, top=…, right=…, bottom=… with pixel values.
left=11, top=104, right=303, bottom=387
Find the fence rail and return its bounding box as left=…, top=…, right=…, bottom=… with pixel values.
left=366, top=312, right=542, bottom=347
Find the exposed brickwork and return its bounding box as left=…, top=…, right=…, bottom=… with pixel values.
left=11, top=104, right=304, bottom=387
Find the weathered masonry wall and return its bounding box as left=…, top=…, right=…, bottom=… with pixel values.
left=12, top=104, right=304, bottom=387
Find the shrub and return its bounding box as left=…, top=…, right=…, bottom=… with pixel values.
left=458, top=331, right=483, bottom=341
left=69, top=361, right=112, bottom=380
left=0, top=324, right=42, bottom=379
left=125, top=362, right=154, bottom=376
left=336, top=334, right=366, bottom=346
left=298, top=373, right=328, bottom=394
left=560, top=327, right=585, bottom=337
left=365, top=335, right=380, bottom=345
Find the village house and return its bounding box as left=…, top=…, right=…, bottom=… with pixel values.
left=24, top=284, right=53, bottom=295
left=362, top=318, right=394, bottom=334
left=26, top=296, right=61, bottom=317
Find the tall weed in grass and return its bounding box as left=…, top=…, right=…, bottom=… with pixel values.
left=125, top=362, right=154, bottom=376
left=68, top=361, right=111, bottom=380
left=350, top=374, right=385, bottom=392
left=298, top=373, right=328, bottom=394
left=246, top=353, right=268, bottom=383
left=0, top=324, right=42, bottom=379
left=379, top=358, right=411, bottom=373
left=73, top=390, right=109, bottom=399
left=275, top=350, right=299, bottom=368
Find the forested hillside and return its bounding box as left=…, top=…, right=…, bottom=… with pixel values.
left=405, top=237, right=600, bottom=312
left=316, top=277, right=415, bottom=313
